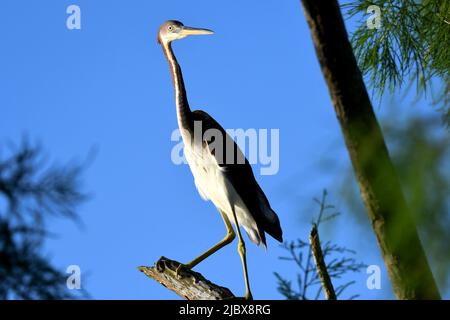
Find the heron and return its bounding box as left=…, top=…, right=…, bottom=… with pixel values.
left=157, top=20, right=283, bottom=299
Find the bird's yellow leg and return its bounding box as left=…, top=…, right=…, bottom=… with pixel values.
left=230, top=207, right=253, bottom=300
left=179, top=210, right=235, bottom=273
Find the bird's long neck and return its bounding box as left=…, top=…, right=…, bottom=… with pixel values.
left=162, top=42, right=193, bottom=132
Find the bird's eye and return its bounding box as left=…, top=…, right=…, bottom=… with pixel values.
left=168, top=26, right=173, bottom=31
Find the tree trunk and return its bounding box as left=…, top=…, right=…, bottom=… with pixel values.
left=299, top=0, right=440, bottom=299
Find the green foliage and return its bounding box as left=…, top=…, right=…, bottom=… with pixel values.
left=344, top=0, right=450, bottom=120
left=274, top=191, right=366, bottom=300
left=340, top=111, right=450, bottom=292
left=383, top=114, right=450, bottom=288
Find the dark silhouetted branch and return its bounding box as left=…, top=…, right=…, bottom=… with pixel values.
left=0, top=140, right=89, bottom=299
left=275, top=191, right=366, bottom=300
left=139, top=256, right=235, bottom=300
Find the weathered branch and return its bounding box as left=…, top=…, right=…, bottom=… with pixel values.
left=309, top=224, right=336, bottom=300
left=299, top=0, right=440, bottom=299
left=139, top=256, right=235, bottom=300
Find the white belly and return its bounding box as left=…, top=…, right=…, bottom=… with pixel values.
left=183, top=141, right=261, bottom=245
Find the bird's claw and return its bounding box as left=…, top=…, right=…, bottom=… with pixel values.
left=155, top=257, right=191, bottom=279
left=222, top=294, right=253, bottom=301
left=175, top=264, right=187, bottom=278
left=170, top=262, right=193, bottom=279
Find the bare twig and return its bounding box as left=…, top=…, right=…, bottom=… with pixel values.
left=139, top=256, right=235, bottom=300
left=309, top=224, right=336, bottom=300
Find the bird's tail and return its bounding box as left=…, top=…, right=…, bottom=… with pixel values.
left=255, top=185, right=283, bottom=244
left=261, top=207, right=283, bottom=243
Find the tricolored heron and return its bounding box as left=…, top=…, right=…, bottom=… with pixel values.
left=157, top=20, right=283, bottom=299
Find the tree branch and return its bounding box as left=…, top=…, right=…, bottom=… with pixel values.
left=138, top=256, right=235, bottom=300
left=299, top=0, right=440, bottom=299
left=309, top=224, right=336, bottom=300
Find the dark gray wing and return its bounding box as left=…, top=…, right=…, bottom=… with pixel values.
left=192, top=110, right=283, bottom=246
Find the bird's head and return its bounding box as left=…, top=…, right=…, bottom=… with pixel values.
left=157, top=20, right=214, bottom=45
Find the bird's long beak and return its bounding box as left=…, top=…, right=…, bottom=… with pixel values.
left=180, top=26, right=214, bottom=37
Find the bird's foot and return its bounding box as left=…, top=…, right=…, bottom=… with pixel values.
left=156, top=256, right=190, bottom=279
left=222, top=293, right=253, bottom=301
left=174, top=263, right=192, bottom=279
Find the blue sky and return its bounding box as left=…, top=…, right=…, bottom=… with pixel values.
left=0, top=0, right=445, bottom=299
